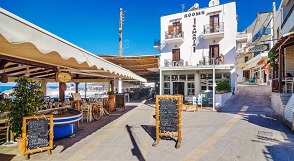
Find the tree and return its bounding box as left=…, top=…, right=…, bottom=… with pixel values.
left=7, top=77, right=43, bottom=137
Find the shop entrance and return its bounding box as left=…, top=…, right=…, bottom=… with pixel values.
left=173, top=82, right=184, bottom=95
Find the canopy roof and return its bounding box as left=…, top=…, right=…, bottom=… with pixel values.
left=272, top=32, right=294, bottom=51
left=0, top=8, right=146, bottom=82
left=99, top=55, right=160, bottom=78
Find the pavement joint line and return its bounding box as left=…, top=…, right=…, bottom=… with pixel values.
left=141, top=107, right=155, bottom=159
left=65, top=100, right=146, bottom=161
left=182, top=105, right=249, bottom=161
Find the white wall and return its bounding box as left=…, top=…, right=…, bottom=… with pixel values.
left=160, top=2, right=237, bottom=67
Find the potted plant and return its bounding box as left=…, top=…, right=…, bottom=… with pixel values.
left=107, top=90, right=115, bottom=99
left=215, top=80, right=231, bottom=94
left=107, top=90, right=115, bottom=112
left=7, top=77, right=43, bottom=150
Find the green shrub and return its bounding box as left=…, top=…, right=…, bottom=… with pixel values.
left=7, top=77, right=43, bottom=137
left=216, top=80, right=231, bottom=94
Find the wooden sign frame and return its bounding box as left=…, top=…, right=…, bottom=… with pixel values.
left=152, top=95, right=182, bottom=149
left=22, top=114, right=54, bottom=160
left=71, top=93, right=82, bottom=102
left=115, top=93, right=126, bottom=111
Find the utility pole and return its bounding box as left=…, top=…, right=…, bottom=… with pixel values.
left=118, top=8, right=123, bottom=57
left=118, top=8, right=123, bottom=93
left=181, top=4, right=185, bottom=12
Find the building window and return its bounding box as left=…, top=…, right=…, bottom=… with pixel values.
left=244, top=56, right=249, bottom=62
left=187, top=75, right=194, bottom=81
left=209, top=45, right=219, bottom=65
left=187, top=82, right=195, bottom=95
left=164, top=75, right=170, bottom=81
left=163, top=82, right=170, bottom=94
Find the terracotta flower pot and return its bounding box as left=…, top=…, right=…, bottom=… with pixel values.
left=15, top=137, right=23, bottom=153
left=108, top=94, right=115, bottom=99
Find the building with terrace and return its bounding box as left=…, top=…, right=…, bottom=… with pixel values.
left=154, top=0, right=237, bottom=110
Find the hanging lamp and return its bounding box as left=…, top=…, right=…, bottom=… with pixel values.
left=1, top=67, right=8, bottom=83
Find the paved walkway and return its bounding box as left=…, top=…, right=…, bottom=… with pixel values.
left=1, top=84, right=294, bottom=161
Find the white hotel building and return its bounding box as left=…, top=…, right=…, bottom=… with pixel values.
left=155, top=1, right=238, bottom=109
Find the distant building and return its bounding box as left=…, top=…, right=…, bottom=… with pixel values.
left=154, top=0, right=237, bottom=109
left=237, top=11, right=274, bottom=85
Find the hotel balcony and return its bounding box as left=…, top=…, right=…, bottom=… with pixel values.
left=153, top=39, right=161, bottom=51
left=202, top=22, right=224, bottom=39
left=236, top=43, right=244, bottom=51
left=163, top=31, right=184, bottom=44
left=251, top=27, right=271, bottom=42
left=164, top=59, right=184, bottom=67
left=236, top=32, right=248, bottom=43
left=163, top=57, right=223, bottom=68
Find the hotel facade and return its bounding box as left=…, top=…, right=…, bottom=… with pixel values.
left=155, top=1, right=238, bottom=109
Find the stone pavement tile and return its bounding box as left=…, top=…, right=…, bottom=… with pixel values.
left=254, top=156, right=273, bottom=161
left=145, top=150, right=169, bottom=160
left=110, top=154, right=127, bottom=161
left=145, top=155, right=163, bottom=161
left=215, top=156, right=232, bottom=161
left=201, top=147, right=226, bottom=161
left=95, top=153, right=114, bottom=160
left=161, top=155, right=182, bottom=161
left=28, top=154, right=52, bottom=161
left=49, top=154, right=72, bottom=160
left=124, top=154, right=141, bottom=161
left=113, top=148, right=131, bottom=155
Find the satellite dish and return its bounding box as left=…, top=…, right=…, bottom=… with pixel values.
left=194, top=3, right=199, bottom=9
left=209, top=0, right=220, bottom=7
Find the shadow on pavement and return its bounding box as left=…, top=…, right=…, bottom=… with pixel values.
left=54, top=103, right=140, bottom=152
left=0, top=153, right=16, bottom=161
left=126, top=125, right=146, bottom=161
left=141, top=125, right=156, bottom=141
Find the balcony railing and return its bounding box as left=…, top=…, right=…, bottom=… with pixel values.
left=236, top=43, right=243, bottom=51
left=154, top=39, right=160, bottom=47
left=199, top=57, right=222, bottom=66
left=165, top=31, right=184, bottom=39
left=164, top=59, right=184, bottom=67
left=236, top=32, right=247, bottom=39
left=203, top=22, right=224, bottom=34
left=163, top=57, right=224, bottom=67
left=252, top=27, right=270, bottom=42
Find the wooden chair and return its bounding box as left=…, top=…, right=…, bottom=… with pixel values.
left=81, top=104, right=91, bottom=122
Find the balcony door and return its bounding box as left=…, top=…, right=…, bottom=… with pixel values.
left=210, top=15, right=219, bottom=33
left=209, top=45, right=219, bottom=65
left=168, top=25, right=173, bottom=37
left=172, top=49, right=180, bottom=66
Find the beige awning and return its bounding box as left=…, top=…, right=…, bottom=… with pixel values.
left=0, top=8, right=146, bottom=82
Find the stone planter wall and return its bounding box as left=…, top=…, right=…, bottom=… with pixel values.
left=215, top=92, right=232, bottom=108
left=271, top=92, right=291, bottom=116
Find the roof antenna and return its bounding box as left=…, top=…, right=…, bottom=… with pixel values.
left=181, top=4, right=185, bottom=12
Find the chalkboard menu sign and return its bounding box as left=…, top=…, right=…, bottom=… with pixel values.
left=22, top=115, right=53, bottom=159
left=159, top=99, right=178, bottom=132
left=115, top=93, right=126, bottom=111
left=27, top=119, right=49, bottom=149
left=153, top=95, right=182, bottom=149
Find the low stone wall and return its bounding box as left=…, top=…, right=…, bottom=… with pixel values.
left=271, top=93, right=291, bottom=116
left=215, top=92, right=232, bottom=108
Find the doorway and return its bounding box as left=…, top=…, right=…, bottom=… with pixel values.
left=209, top=45, right=219, bottom=65
left=173, top=82, right=184, bottom=95
left=210, top=15, right=219, bottom=33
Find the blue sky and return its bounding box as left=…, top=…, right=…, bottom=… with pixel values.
left=0, top=0, right=281, bottom=56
